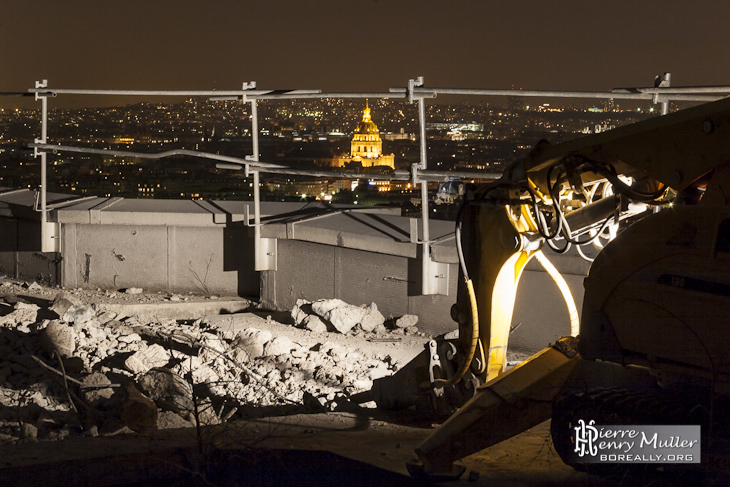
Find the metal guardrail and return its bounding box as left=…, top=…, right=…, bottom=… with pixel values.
left=19, top=74, right=730, bottom=295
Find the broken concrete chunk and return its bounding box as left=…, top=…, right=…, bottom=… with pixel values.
left=327, top=305, right=366, bottom=334
left=121, top=383, right=158, bottom=436
left=96, top=311, right=117, bottom=326
left=124, top=288, right=143, bottom=295
left=263, top=336, right=294, bottom=357
left=40, top=320, right=76, bottom=357
left=50, top=293, right=83, bottom=319
left=359, top=303, right=385, bottom=333
left=395, top=314, right=419, bottom=329
left=302, top=315, right=327, bottom=333
left=443, top=329, right=459, bottom=340
left=124, top=344, right=170, bottom=374
left=62, top=304, right=96, bottom=325
left=138, top=368, right=193, bottom=419
left=291, top=299, right=311, bottom=326
left=80, top=372, right=115, bottom=406
left=0, top=302, right=40, bottom=327
left=311, top=298, right=347, bottom=321
left=367, top=364, right=392, bottom=381
left=372, top=324, right=387, bottom=335
left=117, top=333, right=142, bottom=344
left=157, top=410, right=194, bottom=430
left=232, top=328, right=272, bottom=359
left=190, top=365, right=219, bottom=392
left=21, top=422, right=38, bottom=441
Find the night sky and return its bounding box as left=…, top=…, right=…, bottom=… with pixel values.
left=2, top=0, right=729, bottom=107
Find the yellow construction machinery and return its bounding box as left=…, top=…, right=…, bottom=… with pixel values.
left=373, top=96, right=730, bottom=478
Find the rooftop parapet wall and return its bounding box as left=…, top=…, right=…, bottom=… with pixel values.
left=0, top=191, right=586, bottom=345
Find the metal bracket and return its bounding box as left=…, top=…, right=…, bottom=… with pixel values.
left=409, top=218, right=419, bottom=243
left=244, top=155, right=256, bottom=177
left=408, top=76, right=424, bottom=104
left=255, top=236, right=277, bottom=271
left=653, top=72, right=671, bottom=115
left=241, top=81, right=256, bottom=103
left=34, top=79, right=47, bottom=101
left=41, top=221, right=59, bottom=253
left=423, top=250, right=450, bottom=295
left=33, top=138, right=43, bottom=158
left=244, top=205, right=277, bottom=271
left=411, top=162, right=424, bottom=187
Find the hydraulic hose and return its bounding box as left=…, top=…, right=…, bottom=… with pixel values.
left=431, top=277, right=479, bottom=389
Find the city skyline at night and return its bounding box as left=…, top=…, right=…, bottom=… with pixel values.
left=2, top=1, right=729, bottom=108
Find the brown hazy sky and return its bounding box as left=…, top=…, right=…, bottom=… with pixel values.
left=2, top=0, right=729, bottom=107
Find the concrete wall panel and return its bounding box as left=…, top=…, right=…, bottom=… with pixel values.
left=71, top=224, right=168, bottom=290
left=274, top=240, right=335, bottom=310
left=168, top=226, right=226, bottom=294
left=335, top=247, right=409, bottom=319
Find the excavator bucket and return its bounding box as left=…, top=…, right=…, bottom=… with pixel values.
left=414, top=337, right=580, bottom=475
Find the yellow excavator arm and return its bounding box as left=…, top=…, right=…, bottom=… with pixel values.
left=412, top=95, right=730, bottom=475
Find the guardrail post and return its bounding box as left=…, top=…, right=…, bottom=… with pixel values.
left=410, top=77, right=449, bottom=295
left=247, top=85, right=277, bottom=271
left=33, top=79, right=58, bottom=252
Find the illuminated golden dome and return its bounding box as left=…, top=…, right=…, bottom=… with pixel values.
left=354, top=101, right=380, bottom=136
left=332, top=101, right=394, bottom=170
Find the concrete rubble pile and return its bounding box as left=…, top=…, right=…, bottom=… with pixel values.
left=0, top=282, right=420, bottom=444
left=291, top=298, right=421, bottom=336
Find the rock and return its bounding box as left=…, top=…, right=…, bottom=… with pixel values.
left=124, top=344, right=170, bottom=374
left=367, top=364, right=391, bottom=381
left=27, top=282, right=43, bottom=291
left=62, top=304, right=96, bottom=325
left=302, top=315, right=327, bottom=333
left=291, top=299, right=311, bottom=326
left=190, top=365, right=219, bottom=390
left=138, top=368, right=193, bottom=419
left=372, top=324, right=387, bottom=334
left=232, top=328, right=272, bottom=360
left=353, top=379, right=373, bottom=390
left=395, top=314, right=419, bottom=329
left=87, top=325, right=108, bottom=342
left=157, top=410, right=194, bottom=430
left=40, top=320, right=76, bottom=356
left=263, top=336, right=294, bottom=357
left=404, top=326, right=419, bottom=335
left=311, top=298, right=347, bottom=320
left=21, top=422, right=38, bottom=440
left=124, top=288, right=143, bottom=295
left=443, top=329, right=459, bottom=340
left=96, top=311, right=117, bottom=326
left=0, top=302, right=40, bottom=327
left=117, top=333, right=141, bottom=344
left=198, top=333, right=228, bottom=362
left=359, top=303, right=385, bottom=332
left=50, top=293, right=83, bottom=319
left=80, top=372, right=115, bottom=406
left=121, top=384, right=158, bottom=436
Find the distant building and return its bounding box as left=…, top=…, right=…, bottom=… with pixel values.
left=332, top=102, right=395, bottom=169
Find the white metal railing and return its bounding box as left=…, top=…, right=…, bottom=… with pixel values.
left=17, top=74, right=730, bottom=295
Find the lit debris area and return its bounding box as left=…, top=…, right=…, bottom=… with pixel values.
left=0, top=277, right=702, bottom=487
left=0, top=278, right=432, bottom=440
